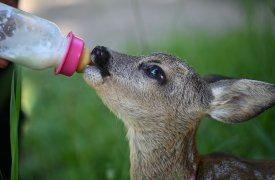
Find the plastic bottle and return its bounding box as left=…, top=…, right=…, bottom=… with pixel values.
left=0, top=2, right=91, bottom=76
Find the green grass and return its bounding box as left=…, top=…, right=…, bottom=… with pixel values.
left=10, top=65, right=22, bottom=180
left=20, top=28, right=275, bottom=180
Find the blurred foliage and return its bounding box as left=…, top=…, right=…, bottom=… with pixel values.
left=20, top=1, right=274, bottom=180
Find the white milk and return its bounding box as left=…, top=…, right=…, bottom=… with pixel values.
left=0, top=3, right=67, bottom=70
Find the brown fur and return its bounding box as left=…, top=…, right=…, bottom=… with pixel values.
left=84, top=49, right=275, bottom=180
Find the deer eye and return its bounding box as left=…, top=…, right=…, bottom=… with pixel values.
left=144, top=65, right=166, bottom=84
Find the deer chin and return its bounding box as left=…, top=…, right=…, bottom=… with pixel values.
left=83, top=65, right=104, bottom=87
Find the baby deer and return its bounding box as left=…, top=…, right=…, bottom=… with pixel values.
left=84, top=46, right=275, bottom=180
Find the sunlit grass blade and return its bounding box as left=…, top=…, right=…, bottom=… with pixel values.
left=10, top=65, right=21, bottom=180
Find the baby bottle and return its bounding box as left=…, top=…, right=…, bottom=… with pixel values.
left=0, top=2, right=91, bottom=76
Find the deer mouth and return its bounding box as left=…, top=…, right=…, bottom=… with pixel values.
left=83, top=46, right=111, bottom=86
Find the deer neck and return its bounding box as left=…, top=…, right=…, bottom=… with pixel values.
left=126, top=122, right=200, bottom=180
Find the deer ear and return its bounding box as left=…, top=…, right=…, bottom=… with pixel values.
left=208, top=79, right=275, bottom=123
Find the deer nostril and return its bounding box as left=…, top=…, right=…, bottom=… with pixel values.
left=91, top=46, right=110, bottom=68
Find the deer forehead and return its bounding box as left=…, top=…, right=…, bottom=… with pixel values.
left=110, top=51, right=191, bottom=74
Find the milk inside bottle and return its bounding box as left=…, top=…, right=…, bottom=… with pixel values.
left=0, top=2, right=91, bottom=76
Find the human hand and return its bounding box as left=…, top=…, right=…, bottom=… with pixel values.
left=0, top=59, right=9, bottom=68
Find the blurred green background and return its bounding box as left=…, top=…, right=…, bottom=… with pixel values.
left=18, top=0, right=275, bottom=179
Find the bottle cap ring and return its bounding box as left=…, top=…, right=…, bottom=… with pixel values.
left=55, top=32, right=84, bottom=76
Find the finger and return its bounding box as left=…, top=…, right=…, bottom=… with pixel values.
left=0, top=60, right=9, bottom=68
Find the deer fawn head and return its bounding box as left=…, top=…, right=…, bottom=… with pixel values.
left=84, top=46, right=275, bottom=180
